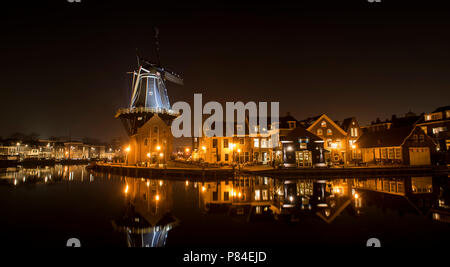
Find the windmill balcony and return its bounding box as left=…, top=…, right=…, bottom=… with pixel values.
left=115, top=107, right=180, bottom=118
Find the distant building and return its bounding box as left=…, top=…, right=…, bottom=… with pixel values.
left=355, top=126, right=437, bottom=166
left=416, top=106, right=450, bottom=152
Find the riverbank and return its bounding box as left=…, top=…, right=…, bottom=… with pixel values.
left=89, top=162, right=449, bottom=179
left=0, top=159, right=92, bottom=168
left=90, top=163, right=235, bottom=179
left=241, top=165, right=449, bottom=177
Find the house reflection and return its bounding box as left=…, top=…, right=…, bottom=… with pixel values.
left=112, top=177, right=179, bottom=247
left=197, top=175, right=450, bottom=225
left=198, top=177, right=277, bottom=222
left=278, top=179, right=357, bottom=223
left=352, top=176, right=438, bottom=217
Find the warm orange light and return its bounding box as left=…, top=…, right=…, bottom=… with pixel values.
left=202, top=186, right=206, bottom=192
left=124, top=184, right=129, bottom=194
left=237, top=148, right=241, bottom=153
left=146, top=152, right=151, bottom=158
left=238, top=192, right=242, bottom=198
left=125, top=146, right=131, bottom=153
left=351, top=144, right=356, bottom=149
left=159, top=180, right=163, bottom=186
left=185, top=148, right=190, bottom=153
left=159, top=152, right=164, bottom=158
left=354, top=193, right=359, bottom=199
left=156, top=145, right=161, bottom=151
left=146, top=181, right=150, bottom=187
left=155, top=194, right=160, bottom=201
left=185, top=180, right=189, bottom=186
left=201, top=146, right=206, bottom=151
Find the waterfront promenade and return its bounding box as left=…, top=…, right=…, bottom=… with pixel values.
left=89, top=161, right=449, bottom=179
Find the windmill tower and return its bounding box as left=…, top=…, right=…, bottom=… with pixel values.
left=116, top=28, right=183, bottom=165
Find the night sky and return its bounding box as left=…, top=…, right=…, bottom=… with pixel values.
left=2, top=0, right=450, bottom=143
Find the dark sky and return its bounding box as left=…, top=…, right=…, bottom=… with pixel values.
left=1, top=0, right=450, bottom=142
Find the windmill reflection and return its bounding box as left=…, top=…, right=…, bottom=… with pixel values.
left=112, top=177, right=179, bottom=247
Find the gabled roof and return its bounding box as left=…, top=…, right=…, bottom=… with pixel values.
left=432, top=105, right=450, bottom=113
left=280, top=125, right=323, bottom=142
left=298, top=114, right=323, bottom=128
left=356, top=126, right=415, bottom=148
left=304, top=114, right=348, bottom=136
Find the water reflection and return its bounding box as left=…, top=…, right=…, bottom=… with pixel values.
left=197, top=176, right=450, bottom=225
left=112, top=178, right=179, bottom=247
left=1, top=165, right=449, bottom=247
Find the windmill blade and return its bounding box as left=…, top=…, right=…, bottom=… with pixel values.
left=164, top=71, right=184, bottom=86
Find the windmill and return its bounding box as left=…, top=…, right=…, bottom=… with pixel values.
left=116, top=27, right=183, bottom=136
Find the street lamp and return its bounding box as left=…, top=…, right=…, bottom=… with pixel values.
left=201, top=146, right=206, bottom=162
left=125, top=145, right=131, bottom=165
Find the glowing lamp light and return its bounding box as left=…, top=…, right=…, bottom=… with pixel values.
left=156, top=145, right=161, bottom=151
left=354, top=193, right=359, bottom=199
left=124, top=184, right=129, bottom=194
left=185, top=180, right=189, bottom=186
left=159, top=180, right=163, bottom=186
left=238, top=192, right=242, bottom=198
left=201, top=146, right=206, bottom=151
left=237, top=148, right=241, bottom=153
left=125, top=146, right=131, bottom=153
left=146, top=153, right=151, bottom=158
left=185, top=148, right=190, bottom=153
left=202, top=186, right=206, bottom=192
left=351, top=144, right=356, bottom=149
left=155, top=195, right=160, bottom=201
left=146, top=181, right=150, bottom=187
left=289, top=196, right=294, bottom=202
left=159, top=153, right=164, bottom=158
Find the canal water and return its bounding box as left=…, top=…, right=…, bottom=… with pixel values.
left=0, top=165, right=449, bottom=247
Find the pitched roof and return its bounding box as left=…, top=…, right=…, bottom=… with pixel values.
left=432, top=105, right=450, bottom=113
left=298, top=114, right=324, bottom=128
left=356, top=126, right=414, bottom=148
left=304, top=114, right=348, bottom=136
left=281, top=125, right=323, bottom=142
left=340, top=117, right=355, bottom=132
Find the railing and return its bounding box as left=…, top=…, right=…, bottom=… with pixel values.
left=116, top=107, right=180, bottom=117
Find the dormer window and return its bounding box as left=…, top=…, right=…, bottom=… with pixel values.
left=317, top=129, right=323, bottom=136
left=321, top=121, right=327, bottom=127
left=288, top=121, right=296, bottom=129
left=327, top=129, right=333, bottom=135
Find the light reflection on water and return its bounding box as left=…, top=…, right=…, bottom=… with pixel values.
left=0, top=165, right=449, bottom=247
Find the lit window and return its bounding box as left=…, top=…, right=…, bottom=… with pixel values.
left=327, top=129, right=333, bottom=135
left=254, top=138, right=259, bottom=148
left=261, top=139, right=267, bottom=148
left=321, top=121, right=327, bottom=127
left=419, top=135, right=425, bottom=142
left=317, top=129, right=323, bottom=136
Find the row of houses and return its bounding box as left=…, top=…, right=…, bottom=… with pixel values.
left=192, top=105, right=450, bottom=167
left=0, top=139, right=120, bottom=161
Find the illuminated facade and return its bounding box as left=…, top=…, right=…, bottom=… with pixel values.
left=300, top=114, right=349, bottom=164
